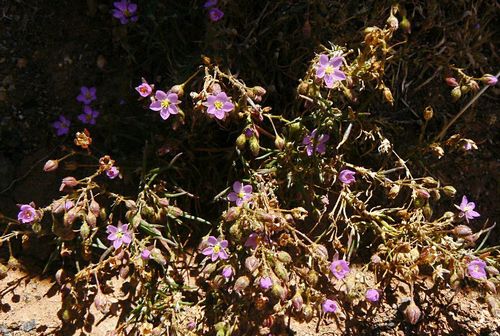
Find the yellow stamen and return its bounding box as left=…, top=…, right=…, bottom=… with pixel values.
left=161, top=100, right=171, bottom=109
left=214, top=101, right=223, bottom=110
left=325, top=65, right=334, bottom=75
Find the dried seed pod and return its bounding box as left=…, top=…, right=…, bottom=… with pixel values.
left=442, top=186, right=457, bottom=198
left=235, top=133, right=247, bottom=150
left=271, top=283, right=287, bottom=300
left=485, top=266, right=499, bottom=277
left=302, top=305, right=314, bottom=322
left=388, top=184, right=400, bottom=199
left=245, top=256, right=260, bottom=273
left=94, top=291, right=110, bottom=314
left=404, top=300, right=421, bottom=324
left=451, top=86, right=461, bottom=101
left=291, top=291, right=304, bottom=311
left=224, top=207, right=241, bottom=222
left=249, top=137, right=260, bottom=156
left=234, top=276, right=250, bottom=293
left=277, top=251, right=292, bottom=264
left=274, top=261, right=290, bottom=282
left=451, top=225, right=472, bottom=237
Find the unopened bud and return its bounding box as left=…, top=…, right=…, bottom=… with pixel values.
left=89, top=200, right=100, bottom=216
left=59, top=177, right=78, bottom=191
left=291, top=207, right=308, bottom=220
left=442, top=186, right=457, bottom=198
left=451, top=225, right=472, bottom=237
left=249, top=137, right=260, bottom=156
left=94, top=291, right=110, bottom=314
left=233, top=275, right=250, bottom=292
left=123, top=199, right=137, bottom=210
left=400, top=16, right=411, bottom=33
left=481, top=74, right=498, bottom=86
left=80, top=222, right=90, bottom=239
left=451, top=86, right=461, bottom=101
left=404, top=300, right=421, bottom=324
left=277, top=251, right=292, bottom=264
left=271, top=283, right=287, bottom=300
left=302, top=305, right=314, bottom=322
left=245, top=256, right=260, bottom=273
left=469, top=80, right=480, bottom=92
left=388, top=184, right=400, bottom=199
left=383, top=87, right=394, bottom=105
left=224, top=206, right=241, bottom=222
left=86, top=211, right=97, bottom=227
left=387, top=14, right=398, bottom=30
left=251, top=86, right=267, bottom=97
left=235, top=133, right=247, bottom=150
left=43, top=160, right=59, bottom=172
left=485, top=266, right=499, bottom=277
left=306, top=270, right=319, bottom=286
left=274, top=261, right=289, bottom=282
left=484, top=280, right=497, bottom=294
left=170, top=84, right=184, bottom=98
left=423, top=106, right=433, bottom=121
left=445, top=77, right=459, bottom=87
left=292, top=292, right=304, bottom=311
left=274, top=135, right=285, bottom=150
left=55, top=268, right=66, bottom=285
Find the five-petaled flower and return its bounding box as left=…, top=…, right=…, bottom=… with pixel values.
left=78, top=106, right=99, bottom=125
left=467, top=259, right=487, bottom=280
left=315, top=54, right=346, bottom=88
left=208, top=8, right=224, bottom=22
left=203, top=91, right=234, bottom=119
left=322, top=299, right=338, bottom=313
left=455, top=195, right=480, bottom=222
left=227, top=181, right=253, bottom=206
left=303, top=129, right=329, bottom=156
left=330, top=255, right=350, bottom=280
left=365, top=289, right=380, bottom=303
left=201, top=236, right=229, bottom=262
left=52, top=115, right=71, bottom=136
left=149, top=90, right=180, bottom=120
left=135, top=81, right=152, bottom=97
left=106, top=166, right=121, bottom=179
left=106, top=222, right=132, bottom=249
left=339, top=169, right=356, bottom=185
left=112, top=0, right=138, bottom=25
left=18, top=204, right=38, bottom=224
left=259, top=276, right=273, bottom=290
left=76, top=86, right=97, bottom=105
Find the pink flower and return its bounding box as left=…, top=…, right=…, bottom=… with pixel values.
left=227, top=181, right=252, bottom=206
left=303, top=129, right=329, bottom=156
left=339, top=169, right=356, bottom=185
left=106, top=166, right=121, bottom=179
left=467, top=259, right=487, bottom=280
left=322, top=299, right=338, bottom=313
left=365, top=289, right=380, bottom=303
left=208, top=8, right=224, bottom=22
left=135, top=82, right=152, bottom=97
left=78, top=106, right=99, bottom=125
left=77, top=86, right=97, bottom=105
left=149, top=90, right=180, bottom=120
left=141, top=248, right=151, bottom=260
left=260, top=276, right=273, bottom=290
left=17, top=204, right=37, bottom=223
left=315, top=54, right=346, bottom=88
left=455, top=195, right=480, bottom=222
left=330, top=255, right=350, bottom=280
left=106, top=223, right=132, bottom=249
left=203, top=91, right=234, bottom=119
left=201, top=236, right=229, bottom=262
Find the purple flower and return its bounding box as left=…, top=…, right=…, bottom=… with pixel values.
left=259, top=276, right=273, bottom=290
left=203, top=91, right=234, bottom=119
left=322, top=299, right=338, bottom=313
left=339, top=169, right=356, bottom=185
left=112, top=0, right=138, bottom=25
left=227, top=181, right=253, bottom=206
left=222, top=266, right=233, bottom=279
left=303, top=129, right=329, bottom=156
left=330, top=258, right=350, bottom=280
left=455, top=195, right=480, bottom=222
left=365, top=289, right=380, bottom=303
left=135, top=82, right=152, bottom=97
left=106, top=222, right=132, bottom=249
left=76, top=86, right=97, bottom=105
left=106, top=166, right=120, bottom=179
left=18, top=204, right=37, bottom=223
left=201, top=236, right=229, bottom=262
left=149, top=90, right=180, bottom=120
left=315, top=54, right=346, bottom=88
left=203, top=0, right=218, bottom=8
left=78, top=105, right=99, bottom=125
left=467, top=259, right=487, bottom=280
left=52, top=115, right=71, bottom=136
left=208, top=8, right=224, bottom=22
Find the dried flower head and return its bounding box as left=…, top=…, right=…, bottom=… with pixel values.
left=201, top=236, right=229, bottom=261
left=74, top=129, right=92, bottom=149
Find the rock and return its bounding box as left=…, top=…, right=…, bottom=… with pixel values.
left=20, top=319, right=36, bottom=332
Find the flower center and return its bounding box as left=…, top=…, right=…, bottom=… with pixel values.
left=213, top=244, right=221, bottom=253
left=325, top=65, right=334, bottom=75
left=238, top=191, right=245, bottom=199
left=116, top=231, right=123, bottom=239
left=24, top=211, right=33, bottom=219
left=161, top=99, right=171, bottom=109
left=124, top=9, right=131, bottom=17
left=140, top=87, right=148, bottom=93
left=214, top=101, right=223, bottom=110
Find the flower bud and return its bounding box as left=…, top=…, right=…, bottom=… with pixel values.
left=245, top=256, right=260, bottom=273
left=383, top=87, right=394, bottom=105
left=170, top=84, right=184, bottom=98
left=442, top=186, right=456, bottom=198
left=228, top=223, right=242, bottom=240
left=274, top=261, right=289, bottom=282
left=203, top=263, right=217, bottom=276
left=291, top=207, right=308, bottom=220
left=43, top=159, right=59, bottom=172
left=274, top=135, right=285, bottom=150
left=277, top=251, right=292, bottom=264
left=80, top=222, right=90, bottom=239
left=249, top=137, right=260, bottom=156
left=235, top=133, right=247, bottom=150
left=371, top=254, right=382, bottom=264
left=445, top=77, right=459, bottom=87
left=55, top=268, right=66, bottom=285
left=386, top=13, right=398, bottom=30
left=224, top=206, right=241, bottom=222
left=404, top=300, right=421, bottom=324
left=400, top=16, right=411, bottom=33
left=423, top=106, right=433, bottom=121
left=451, top=225, right=472, bottom=237
left=233, top=275, right=250, bottom=293
left=271, top=283, right=287, bottom=300
left=451, top=86, right=461, bottom=101
left=292, top=291, right=304, bottom=311
left=86, top=211, right=97, bottom=227
left=481, top=74, right=498, bottom=86
left=59, top=177, right=78, bottom=191
left=460, top=85, right=470, bottom=94
left=469, top=80, right=479, bottom=92
left=89, top=200, right=100, bottom=216
left=306, top=270, right=319, bottom=286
